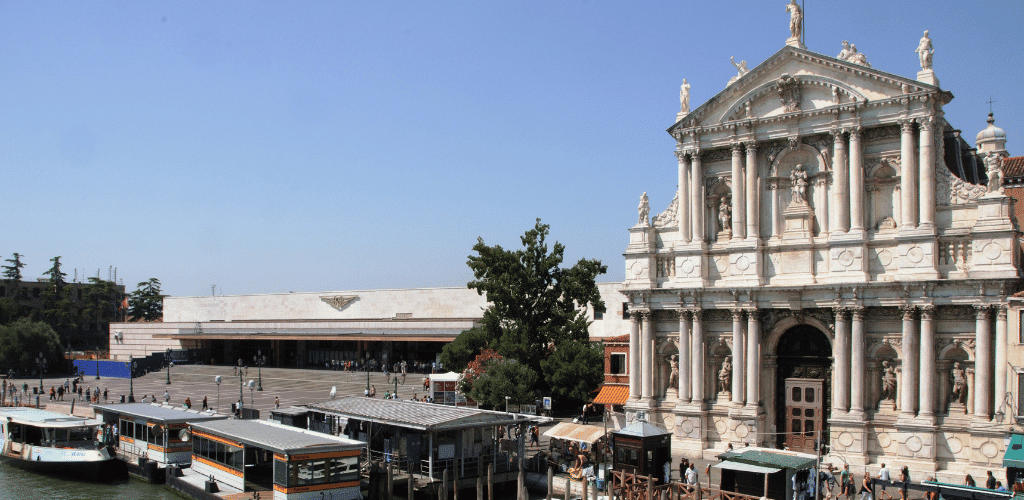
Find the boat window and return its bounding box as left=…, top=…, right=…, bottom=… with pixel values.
left=9, top=423, right=23, bottom=443
left=25, top=425, right=43, bottom=445
left=69, top=427, right=94, bottom=443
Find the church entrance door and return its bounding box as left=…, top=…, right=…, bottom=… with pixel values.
left=783, top=378, right=823, bottom=453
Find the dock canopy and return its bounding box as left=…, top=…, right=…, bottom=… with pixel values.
left=592, top=385, right=629, bottom=406
left=713, top=461, right=782, bottom=474
left=93, top=402, right=228, bottom=425
left=543, top=422, right=606, bottom=444
left=1004, top=433, right=1024, bottom=468
left=308, top=396, right=535, bottom=431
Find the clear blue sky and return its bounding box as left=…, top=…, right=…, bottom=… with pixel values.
left=1, top=1, right=1020, bottom=298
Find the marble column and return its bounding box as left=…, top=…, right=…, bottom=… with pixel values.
left=691, top=151, right=705, bottom=242
left=677, top=151, right=691, bottom=244
left=629, top=314, right=641, bottom=401
left=832, top=129, right=850, bottom=233
left=691, top=310, right=705, bottom=403
left=899, top=120, right=918, bottom=229
left=918, top=305, right=936, bottom=417
left=731, top=145, right=746, bottom=239
left=918, top=117, right=936, bottom=230
left=678, top=310, right=691, bottom=402
left=995, top=305, right=1008, bottom=416
left=745, top=309, right=760, bottom=407
left=849, top=128, right=865, bottom=232
left=900, top=306, right=918, bottom=417
left=974, top=306, right=992, bottom=419
left=770, top=184, right=781, bottom=239
left=850, top=308, right=866, bottom=414
left=745, top=142, right=759, bottom=239
left=642, top=311, right=655, bottom=404
left=816, top=178, right=830, bottom=234
left=731, top=309, right=746, bottom=405
left=833, top=308, right=851, bottom=413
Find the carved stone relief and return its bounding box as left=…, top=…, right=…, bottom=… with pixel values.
left=863, top=125, right=901, bottom=143
left=948, top=175, right=988, bottom=205
left=777, top=74, right=801, bottom=112
left=321, top=295, right=358, bottom=310
left=653, top=190, right=679, bottom=227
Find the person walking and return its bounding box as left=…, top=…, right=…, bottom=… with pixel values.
left=877, top=463, right=892, bottom=500
left=986, top=471, right=996, bottom=489
left=898, top=466, right=910, bottom=500
left=275, top=396, right=280, bottom=409
left=103, top=388, right=108, bottom=403
left=686, top=463, right=697, bottom=486
left=859, top=473, right=873, bottom=500
left=202, top=396, right=208, bottom=411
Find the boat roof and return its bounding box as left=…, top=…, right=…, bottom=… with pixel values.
left=189, top=419, right=364, bottom=456
left=1, top=407, right=101, bottom=428
left=92, top=402, right=229, bottom=425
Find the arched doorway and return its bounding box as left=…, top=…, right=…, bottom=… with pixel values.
left=775, top=325, right=831, bottom=453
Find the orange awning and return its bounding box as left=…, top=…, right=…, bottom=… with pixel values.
left=593, top=385, right=629, bottom=405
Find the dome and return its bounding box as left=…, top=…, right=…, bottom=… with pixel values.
left=976, top=112, right=1007, bottom=153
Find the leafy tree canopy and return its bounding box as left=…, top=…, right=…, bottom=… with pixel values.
left=42, top=256, right=67, bottom=292
left=0, top=318, right=63, bottom=375
left=128, top=278, right=165, bottom=321
left=462, top=357, right=537, bottom=410
left=2, top=253, right=25, bottom=286
left=540, top=340, right=605, bottom=408
left=442, top=219, right=607, bottom=405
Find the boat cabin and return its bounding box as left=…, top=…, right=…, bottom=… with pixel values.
left=1, top=407, right=102, bottom=455
left=186, top=418, right=364, bottom=500
left=92, top=402, right=228, bottom=467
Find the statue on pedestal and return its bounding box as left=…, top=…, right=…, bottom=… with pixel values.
left=638, top=192, right=651, bottom=226
left=916, top=30, right=934, bottom=71
left=718, top=357, right=732, bottom=394
left=667, top=354, right=679, bottom=392
left=951, top=362, right=968, bottom=404
left=680, top=79, right=691, bottom=114
left=880, top=360, right=897, bottom=401
left=985, top=153, right=1004, bottom=195
left=790, top=164, right=809, bottom=204
left=718, top=197, right=732, bottom=232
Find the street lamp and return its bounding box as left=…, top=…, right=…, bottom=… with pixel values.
left=254, top=350, right=265, bottom=392
left=247, top=380, right=255, bottom=408
left=165, top=348, right=172, bottom=385
left=215, top=375, right=222, bottom=413
left=237, top=358, right=244, bottom=413
left=95, top=356, right=100, bottom=380
left=36, top=352, right=47, bottom=393
left=505, top=395, right=511, bottom=413
left=127, top=356, right=136, bottom=403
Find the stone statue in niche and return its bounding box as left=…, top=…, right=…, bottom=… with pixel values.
left=777, top=74, right=800, bottom=112
left=680, top=79, right=691, bottom=114
left=880, top=360, right=897, bottom=401
left=638, top=192, right=650, bottom=226
left=790, top=164, right=809, bottom=204
left=728, top=57, right=749, bottom=86
left=985, top=153, right=1004, bottom=195
left=950, top=361, right=968, bottom=404
left=916, top=30, right=933, bottom=71
left=786, top=0, right=802, bottom=40
left=667, top=354, right=679, bottom=392
left=718, top=356, right=732, bottom=394
left=718, top=197, right=732, bottom=232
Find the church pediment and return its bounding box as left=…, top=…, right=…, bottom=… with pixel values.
left=670, top=46, right=946, bottom=134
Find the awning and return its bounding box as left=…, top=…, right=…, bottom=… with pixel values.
left=1004, top=434, right=1024, bottom=468
left=543, top=422, right=607, bottom=444
left=593, top=385, right=629, bottom=405
left=714, top=461, right=782, bottom=474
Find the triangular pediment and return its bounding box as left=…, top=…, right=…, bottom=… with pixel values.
left=669, top=46, right=946, bottom=134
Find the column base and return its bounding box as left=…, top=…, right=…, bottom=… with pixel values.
left=829, top=416, right=869, bottom=467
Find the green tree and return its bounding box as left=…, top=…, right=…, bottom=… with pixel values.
left=0, top=318, right=63, bottom=375
left=1, top=253, right=26, bottom=323
left=463, top=358, right=538, bottom=410
left=40, top=256, right=77, bottom=342
left=443, top=219, right=607, bottom=400
left=81, top=278, right=124, bottom=346
left=540, top=340, right=605, bottom=408
left=439, top=326, right=492, bottom=373
left=128, top=278, right=165, bottom=321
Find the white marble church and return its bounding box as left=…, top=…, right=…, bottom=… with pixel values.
left=622, top=12, right=1019, bottom=473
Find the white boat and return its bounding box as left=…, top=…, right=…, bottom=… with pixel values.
left=0, top=407, right=127, bottom=481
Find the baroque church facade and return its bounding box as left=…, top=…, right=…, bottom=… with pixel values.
left=622, top=20, right=1019, bottom=473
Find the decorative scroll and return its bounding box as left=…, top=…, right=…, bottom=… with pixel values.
left=320, top=295, right=357, bottom=310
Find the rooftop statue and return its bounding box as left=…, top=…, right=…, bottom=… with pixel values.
left=638, top=192, right=651, bottom=226
left=786, top=0, right=802, bottom=40
left=916, top=30, right=933, bottom=70
left=728, top=57, right=749, bottom=86
left=680, top=79, right=691, bottom=114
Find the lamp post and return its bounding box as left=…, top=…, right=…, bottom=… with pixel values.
left=36, top=352, right=47, bottom=393
left=237, top=358, right=244, bottom=412
left=127, top=356, right=136, bottom=403
left=247, top=380, right=255, bottom=408
left=165, top=348, right=172, bottom=385
left=95, top=356, right=100, bottom=380
left=215, top=375, right=222, bottom=413
left=254, top=350, right=265, bottom=392
left=505, top=395, right=511, bottom=413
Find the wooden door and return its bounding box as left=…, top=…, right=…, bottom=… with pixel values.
left=784, top=378, right=823, bottom=453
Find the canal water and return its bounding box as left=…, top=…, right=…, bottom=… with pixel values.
left=0, top=463, right=175, bottom=500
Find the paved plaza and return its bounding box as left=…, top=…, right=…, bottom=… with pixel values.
left=9, top=364, right=435, bottom=415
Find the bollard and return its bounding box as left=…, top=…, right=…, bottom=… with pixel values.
left=488, top=464, right=493, bottom=500
left=547, top=465, right=554, bottom=500
left=566, top=477, right=572, bottom=500
left=478, top=477, right=484, bottom=500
